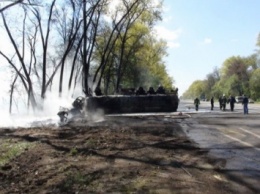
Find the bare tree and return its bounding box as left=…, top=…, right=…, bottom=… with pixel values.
left=93, top=0, right=163, bottom=93
left=114, top=2, right=148, bottom=93
left=1, top=11, right=37, bottom=109
left=81, top=0, right=105, bottom=95
left=92, top=0, right=140, bottom=90
left=0, top=0, right=168, bottom=113
left=9, top=69, right=22, bottom=113
left=0, top=0, right=24, bottom=13
left=30, top=0, right=56, bottom=99
left=54, top=0, right=83, bottom=96
left=0, top=0, right=75, bottom=110
left=0, top=0, right=39, bottom=13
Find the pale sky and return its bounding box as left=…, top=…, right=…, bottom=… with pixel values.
left=156, top=0, right=260, bottom=95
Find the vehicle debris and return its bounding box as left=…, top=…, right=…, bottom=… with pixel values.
left=57, top=96, right=85, bottom=123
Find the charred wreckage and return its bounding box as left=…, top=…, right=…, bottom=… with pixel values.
left=57, top=86, right=179, bottom=123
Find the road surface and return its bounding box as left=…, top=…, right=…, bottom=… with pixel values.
left=178, top=99, right=260, bottom=193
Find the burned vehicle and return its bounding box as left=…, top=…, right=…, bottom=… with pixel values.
left=57, top=96, right=85, bottom=123
left=86, top=94, right=179, bottom=114
left=57, top=87, right=179, bottom=123
left=85, top=86, right=179, bottom=114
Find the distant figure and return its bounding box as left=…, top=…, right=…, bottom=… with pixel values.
left=210, top=97, right=214, bottom=110
left=218, top=96, right=223, bottom=110
left=194, top=97, right=200, bottom=111
left=136, top=86, right=146, bottom=95
left=156, top=85, right=165, bottom=94
left=229, top=95, right=236, bottom=111
left=222, top=94, right=227, bottom=111
left=175, top=87, right=178, bottom=95
left=94, top=86, right=103, bottom=96
left=242, top=94, right=249, bottom=114
left=147, top=87, right=156, bottom=95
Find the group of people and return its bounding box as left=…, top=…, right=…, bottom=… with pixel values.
left=93, top=85, right=177, bottom=96
left=194, top=94, right=249, bottom=114
left=92, top=85, right=166, bottom=96
left=217, top=94, right=236, bottom=111
left=135, top=85, right=166, bottom=95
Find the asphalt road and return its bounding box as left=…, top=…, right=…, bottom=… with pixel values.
left=178, top=99, right=260, bottom=193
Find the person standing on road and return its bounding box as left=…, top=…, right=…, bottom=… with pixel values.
left=228, top=95, right=236, bottom=111
left=222, top=94, right=227, bottom=111
left=242, top=94, right=249, bottom=114
left=194, top=97, right=200, bottom=111
left=210, top=97, right=214, bottom=110
left=218, top=96, right=223, bottom=110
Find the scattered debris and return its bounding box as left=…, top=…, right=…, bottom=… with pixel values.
left=57, top=96, right=86, bottom=123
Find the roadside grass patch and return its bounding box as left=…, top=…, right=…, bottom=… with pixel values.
left=69, top=147, right=78, bottom=156
left=86, top=138, right=98, bottom=148
left=0, top=139, right=33, bottom=166
left=58, top=170, right=102, bottom=192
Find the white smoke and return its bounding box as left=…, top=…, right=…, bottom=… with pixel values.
left=0, top=90, right=76, bottom=128
left=0, top=61, right=85, bottom=128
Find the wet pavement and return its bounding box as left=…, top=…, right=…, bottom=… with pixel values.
left=179, top=100, right=260, bottom=193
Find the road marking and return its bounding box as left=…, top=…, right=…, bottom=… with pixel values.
left=239, top=127, right=260, bottom=139
left=222, top=133, right=260, bottom=152
left=218, top=127, right=242, bottom=136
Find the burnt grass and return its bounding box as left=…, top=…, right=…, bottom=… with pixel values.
left=0, top=115, right=236, bottom=194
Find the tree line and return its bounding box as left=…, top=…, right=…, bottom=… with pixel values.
left=0, top=0, right=175, bottom=113
left=182, top=34, right=260, bottom=101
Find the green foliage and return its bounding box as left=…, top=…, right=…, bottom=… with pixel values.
left=134, top=37, right=174, bottom=90
left=0, top=140, right=32, bottom=166
left=249, top=68, right=260, bottom=100
left=203, top=68, right=220, bottom=99
left=183, top=52, right=260, bottom=101
left=93, top=0, right=174, bottom=94
left=69, top=147, right=78, bottom=156
left=221, top=56, right=245, bottom=78
left=219, top=55, right=256, bottom=96
left=1, top=0, right=175, bottom=111
left=182, top=80, right=206, bottom=99
left=223, top=75, right=241, bottom=95
left=58, top=171, right=100, bottom=192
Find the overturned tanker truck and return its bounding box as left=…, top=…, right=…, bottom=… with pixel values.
left=57, top=88, right=179, bottom=123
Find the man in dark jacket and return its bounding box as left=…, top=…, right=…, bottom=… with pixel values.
left=210, top=97, right=214, bottom=110
left=194, top=97, right=200, bottom=111
left=242, top=94, right=249, bottom=114
left=228, top=95, right=236, bottom=111
left=222, top=94, right=227, bottom=111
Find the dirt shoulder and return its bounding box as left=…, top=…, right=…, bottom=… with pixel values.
left=0, top=115, right=236, bottom=194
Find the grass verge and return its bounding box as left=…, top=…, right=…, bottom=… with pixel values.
left=0, top=139, right=33, bottom=166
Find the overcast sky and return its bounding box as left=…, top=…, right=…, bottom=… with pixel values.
left=156, top=0, right=260, bottom=95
